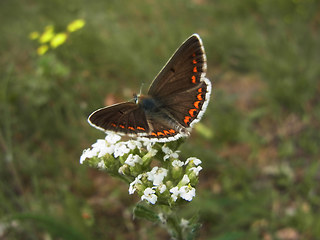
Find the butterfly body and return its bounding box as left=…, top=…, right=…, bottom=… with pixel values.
left=138, top=94, right=190, bottom=136
left=138, top=95, right=160, bottom=113
left=88, top=34, right=212, bottom=142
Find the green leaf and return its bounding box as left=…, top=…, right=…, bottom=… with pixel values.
left=133, top=203, right=160, bottom=223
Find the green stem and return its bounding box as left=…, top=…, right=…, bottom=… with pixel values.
left=110, top=172, right=133, bottom=184
left=166, top=214, right=183, bottom=240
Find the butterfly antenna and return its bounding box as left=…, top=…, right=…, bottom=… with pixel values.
left=139, top=82, right=144, bottom=96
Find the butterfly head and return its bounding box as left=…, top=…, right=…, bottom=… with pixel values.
left=133, top=93, right=139, bottom=104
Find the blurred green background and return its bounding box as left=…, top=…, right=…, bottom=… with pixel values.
left=1, top=0, right=320, bottom=239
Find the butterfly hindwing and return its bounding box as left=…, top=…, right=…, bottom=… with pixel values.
left=138, top=118, right=182, bottom=142
left=159, top=79, right=211, bottom=129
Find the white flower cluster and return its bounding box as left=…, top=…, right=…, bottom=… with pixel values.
left=129, top=154, right=202, bottom=205
left=80, top=133, right=121, bottom=165
left=80, top=133, right=156, bottom=167
left=80, top=133, right=203, bottom=205
left=128, top=166, right=169, bottom=204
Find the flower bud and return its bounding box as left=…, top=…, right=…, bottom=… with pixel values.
left=171, top=160, right=184, bottom=180
left=119, top=164, right=130, bottom=175
left=188, top=166, right=202, bottom=185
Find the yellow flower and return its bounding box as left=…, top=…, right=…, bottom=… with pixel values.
left=50, top=33, right=68, bottom=48
left=37, top=45, right=49, bottom=55
left=67, top=19, right=85, bottom=32
left=39, top=25, right=55, bottom=43
left=29, top=31, right=39, bottom=40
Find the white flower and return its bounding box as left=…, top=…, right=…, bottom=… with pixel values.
left=129, top=174, right=142, bottom=194
left=172, top=160, right=184, bottom=168
left=80, top=137, right=117, bottom=163
left=180, top=175, right=190, bottom=185
left=185, top=157, right=202, bottom=166
left=193, top=158, right=202, bottom=166
left=170, top=186, right=180, bottom=202
left=80, top=148, right=98, bottom=164
left=162, top=145, right=171, bottom=154
left=142, top=138, right=154, bottom=146
left=170, top=181, right=196, bottom=202
left=148, top=148, right=158, bottom=157
left=162, top=146, right=180, bottom=161
left=189, top=166, right=202, bottom=176
left=145, top=142, right=158, bottom=156
left=126, top=140, right=142, bottom=150
left=156, top=184, right=167, bottom=194
left=105, top=132, right=121, bottom=144
left=91, top=139, right=106, bottom=150
left=98, top=145, right=115, bottom=157
left=179, top=185, right=196, bottom=201
left=147, top=167, right=168, bottom=185
left=125, top=154, right=142, bottom=166
left=89, top=139, right=116, bottom=158
left=113, top=142, right=130, bottom=158
left=93, top=139, right=115, bottom=157
left=141, top=187, right=157, bottom=204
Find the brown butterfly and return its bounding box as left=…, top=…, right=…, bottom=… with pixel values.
left=88, top=34, right=212, bottom=142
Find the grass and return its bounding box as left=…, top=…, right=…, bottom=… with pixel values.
left=1, top=0, right=320, bottom=239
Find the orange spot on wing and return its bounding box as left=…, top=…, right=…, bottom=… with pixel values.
left=192, top=53, right=196, bottom=57
left=184, top=116, right=191, bottom=125
left=197, top=93, right=203, bottom=100
left=137, top=126, right=145, bottom=131
left=191, top=75, right=196, bottom=84
left=128, top=126, right=135, bottom=131
left=193, top=66, right=197, bottom=73
left=111, top=123, right=116, bottom=127
left=194, top=101, right=201, bottom=109
left=163, top=130, right=170, bottom=135
left=189, top=109, right=197, bottom=117
left=169, top=129, right=175, bottom=134
left=119, top=124, right=125, bottom=129
left=151, top=132, right=157, bottom=136
left=157, top=132, right=165, bottom=136
left=198, top=88, right=202, bottom=93
left=193, top=59, right=197, bottom=64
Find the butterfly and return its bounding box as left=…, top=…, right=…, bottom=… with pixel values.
left=88, top=34, right=212, bottom=142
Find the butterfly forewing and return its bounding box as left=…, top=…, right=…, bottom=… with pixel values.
left=148, top=34, right=207, bottom=98
left=88, top=103, right=150, bottom=135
